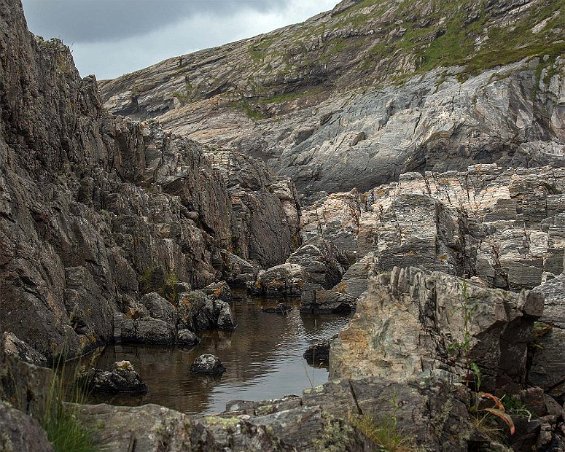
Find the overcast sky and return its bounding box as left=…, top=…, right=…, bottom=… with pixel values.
left=21, top=0, right=338, bottom=80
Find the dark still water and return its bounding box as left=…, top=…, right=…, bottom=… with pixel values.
left=89, top=295, right=349, bottom=415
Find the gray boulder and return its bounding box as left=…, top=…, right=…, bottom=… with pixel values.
left=202, top=281, right=232, bottom=302
left=216, top=301, right=236, bottom=331
left=247, top=263, right=306, bottom=298
left=118, top=316, right=176, bottom=345
left=303, top=339, right=332, bottom=365
left=222, top=252, right=258, bottom=287
left=287, top=237, right=348, bottom=289
left=140, top=292, right=178, bottom=326
left=177, top=291, right=235, bottom=332
left=78, top=361, right=147, bottom=395
left=177, top=329, right=199, bottom=347
left=0, top=401, right=53, bottom=452
left=190, top=354, right=226, bottom=376
left=300, top=288, right=356, bottom=315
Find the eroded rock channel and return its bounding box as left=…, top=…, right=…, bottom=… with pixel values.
left=1, top=0, right=564, bottom=450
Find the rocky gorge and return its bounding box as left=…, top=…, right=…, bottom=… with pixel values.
left=0, top=0, right=564, bottom=450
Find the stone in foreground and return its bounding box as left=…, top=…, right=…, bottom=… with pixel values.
left=0, top=401, right=53, bottom=452
left=190, top=354, right=226, bottom=376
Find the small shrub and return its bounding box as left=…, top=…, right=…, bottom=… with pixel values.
left=163, top=272, right=179, bottom=304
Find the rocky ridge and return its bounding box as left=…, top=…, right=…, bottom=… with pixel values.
left=100, top=0, right=564, bottom=196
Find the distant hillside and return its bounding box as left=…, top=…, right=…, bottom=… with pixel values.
left=101, top=0, right=564, bottom=195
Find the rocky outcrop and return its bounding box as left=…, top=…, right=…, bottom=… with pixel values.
left=331, top=267, right=544, bottom=391
left=177, top=290, right=236, bottom=332
left=207, top=151, right=301, bottom=268
left=117, top=316, right=177, bottom=345
left=2, top=332, right=47, bottom=367
left=0, top=0, right=298, bottom=360
left=359, top=166, right=565, bottom=290
left=249, top=238, right=348, bottom=298
left=529, top=274, right=565, bottom=402
left=300, top=289, right=356, bottom=315
left=308, top=165, right=565, bottom=292
left=248, top=263, right=307, bottom=298
left=303, top=339, right=332, bottom=365
left=100, top=0, right=564, bottom=197
left=300, top=190, right=362, bottom=261
left=75, top=377, right=473, bottom=451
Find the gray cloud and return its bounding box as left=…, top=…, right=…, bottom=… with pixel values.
left=22, top=0, right=293, bottom=43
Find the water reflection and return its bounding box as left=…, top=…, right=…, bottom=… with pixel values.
left=89, top=294, right=349, bottom=415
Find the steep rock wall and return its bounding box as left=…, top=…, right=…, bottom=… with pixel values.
left=0, top=0, right=299, bottom=358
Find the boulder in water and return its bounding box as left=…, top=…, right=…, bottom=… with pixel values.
left=190, top=354, right=226, bottom=376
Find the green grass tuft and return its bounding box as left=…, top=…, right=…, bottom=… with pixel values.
left=42, top=359, right=95, bottom=452
left=350, top=414, right=414, bottom=451
left=43, top=404, right=95, bottom=452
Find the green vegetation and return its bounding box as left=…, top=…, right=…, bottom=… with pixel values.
left=312, top=0, right=563, bottom=83
left=43, top=402, right=94, bottom=452
left=139, top=267, right=180, bottom=304
left=172, top=80, right=193, bottom=105
left=350, top=414, right=414, bottom=451
left=313, top=415, right=360, bottom=452
left=234, top=99, right=267, bottom=120
left=42, top=357, right=95, bottom=452
left=446, top=281, right=478, bottom=361
left=248, top=36, right=276, bottom=64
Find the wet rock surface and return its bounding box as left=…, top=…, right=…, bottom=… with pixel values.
left=177, top=329, right=200, bottom=347
left=261, top=303, right=292, bottom=315
left=78, top=361, right=148, bottom=395
left=303, top=339, right=332, bottom=365
left=191, top=354, right=226, bottom=376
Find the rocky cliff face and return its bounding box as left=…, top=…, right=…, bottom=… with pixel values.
left=0, top=0, right=300, bottom=359
left=100, top=0, right=564, bottom=196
